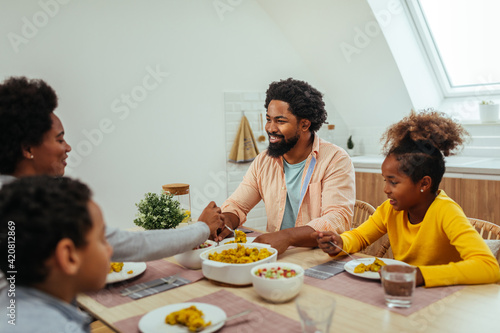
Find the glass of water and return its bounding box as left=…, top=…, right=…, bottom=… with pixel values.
left=295, top=292, right=336, bottom=333
left=380, top=265, right=416, bottom=308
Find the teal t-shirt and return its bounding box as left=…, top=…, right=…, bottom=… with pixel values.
left=280, top=158, right=307, bottom=230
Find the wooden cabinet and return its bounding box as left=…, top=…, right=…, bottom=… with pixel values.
left=355, top=172, right=500, bottom=225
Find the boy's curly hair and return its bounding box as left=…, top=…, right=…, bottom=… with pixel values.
left=0, top=176, right=92, bottom=286
left=381, top=110, right=470, bottom=193
left=264, top=78, right=327, bottom=132
left=0, top=76, right=57, bottom=174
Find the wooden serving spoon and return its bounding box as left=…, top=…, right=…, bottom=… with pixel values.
left=257, top=113, right=266, bottom=142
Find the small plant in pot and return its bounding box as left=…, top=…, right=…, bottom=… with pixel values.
left=347, top=135, right=355, bottom=156
left=134, top=192, right=188, bottom=230
left=479, top=100, right=499, bottom=123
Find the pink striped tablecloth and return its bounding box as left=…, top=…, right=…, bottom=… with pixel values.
left=113, top=289, right=302, bottom=333
left=305, top=258, right=464, bottom=316
left=84, top=259, right=204, bottom=307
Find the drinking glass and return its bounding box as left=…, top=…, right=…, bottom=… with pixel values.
left=380, top=265, right=416, bottom=308
left=295, top=293, right=336, bottom=333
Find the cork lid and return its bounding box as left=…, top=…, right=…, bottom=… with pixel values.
left=327, top=124, right=335, bottom=130
left=162, top=183, right=190, bottom=195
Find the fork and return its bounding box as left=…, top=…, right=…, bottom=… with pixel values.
left=328, top=241, right=357, bottom=261
left=224, top=224, right=236, bottom=238
left=196, top=309, right=252, bottom=332
left=120, top=274, right=179, bottom=297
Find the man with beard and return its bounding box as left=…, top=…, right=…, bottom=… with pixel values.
left=216, top=78, right=355, bottom=254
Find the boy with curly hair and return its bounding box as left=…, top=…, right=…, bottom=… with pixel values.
left=217, top=78, right=355, bottom=254
left=0, top=176, right=113, bottom=332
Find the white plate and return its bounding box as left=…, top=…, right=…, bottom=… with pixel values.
left=106, top=262, right=147, bottom=284
left=344, top=258, right=410, bottom=280
left=220, top=237, right=256, bottom=245
left=138, top=302, right=227, bottom=333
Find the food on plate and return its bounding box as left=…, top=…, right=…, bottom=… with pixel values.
left=193, top=241, right=214, bottom=250
left=225, top=230, right=247, bottom=243
left=165, top=305, right=211, bottom=331
left=109, top=262, right=134, bottom=275
left=354, top=258, right=386, bottom=273
left=208, top=244, right=272, bottom=264
left=109, top=262, right=124, bottom=273
left=254, top=266, right=297, bottom=279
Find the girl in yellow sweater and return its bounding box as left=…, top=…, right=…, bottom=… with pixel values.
left=315, top=110, right=500, bottom=287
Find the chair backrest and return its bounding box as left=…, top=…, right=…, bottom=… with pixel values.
left=468, top=218, right=500, bottom=240
left=468, top=218, right=500, bottom=266
left=352, top=200, right=391, bottom=257
left=352, top=200, right=376, bottom=228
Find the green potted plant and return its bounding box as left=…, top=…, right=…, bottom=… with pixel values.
left=347, top=135, right=354, bottom=156
left=134, top=192, right=188, bottom=230
left=479, top=100, right=499, bottom=123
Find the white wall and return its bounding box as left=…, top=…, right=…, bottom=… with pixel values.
left=4, top=0, right=486, bottom=229
left=0, top=0, right=350, bottom=228
left=257, top=0, right=414, bottom=155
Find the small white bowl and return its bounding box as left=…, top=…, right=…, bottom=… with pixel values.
left=174, top=240, right=217, bottom=269
left=250, top=262, right=304, bottom=303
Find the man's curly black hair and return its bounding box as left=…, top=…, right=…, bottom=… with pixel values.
left=264, top=78, right=327, bottom=132
left=0, top=76, right=58, bottom=174
left=0, top=176, right=92, bottom=286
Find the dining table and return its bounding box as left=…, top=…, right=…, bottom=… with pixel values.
left=77, top=228, right=500, bottom=333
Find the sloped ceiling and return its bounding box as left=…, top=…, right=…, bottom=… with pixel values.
left=255, top=0, right=414, bottom=130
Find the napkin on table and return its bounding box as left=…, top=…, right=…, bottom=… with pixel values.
left=121, top=276, right=191, bottom=300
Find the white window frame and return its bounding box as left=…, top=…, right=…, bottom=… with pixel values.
left=405, top=0, right=500, bottom=98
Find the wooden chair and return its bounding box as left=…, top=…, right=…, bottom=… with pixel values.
left=351, top=200, right=393, bottom=258
left=468, top=218, right=500, bottom=267
left=352, top=200, right=376, bottom=228
left=467, top=218, right=500, bottom=240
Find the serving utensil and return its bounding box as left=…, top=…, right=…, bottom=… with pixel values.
left=120, top=274, right=179, bottom=297
left=196, top=309, right=252, bottom=331
left=328, top=241, right=357, bottom=261
left=216, top=225, right=236, bottom=246
left=225, top=224, right=236, bottom=238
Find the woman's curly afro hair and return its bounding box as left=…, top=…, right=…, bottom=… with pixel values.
left=264, top=78, right=327, bottom=132
left=0, top=76, right=57, bottom=174
left=381, top=109, right=470, bottom=193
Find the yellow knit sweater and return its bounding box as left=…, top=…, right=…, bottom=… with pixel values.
left=341, top=191, right=500, bottom=287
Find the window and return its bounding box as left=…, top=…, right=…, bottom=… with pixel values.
left=406, top=0, right=500, bottom=97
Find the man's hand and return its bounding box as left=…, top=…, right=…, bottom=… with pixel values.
left=313, top=231, right=344, bottom=257
left=254, top=226, right=318, bottom=255
left=214, top=212, right=240, bottom=242
left=198, top=201, right=224, bottom=239
left=254, top=232, right=292, bottom=255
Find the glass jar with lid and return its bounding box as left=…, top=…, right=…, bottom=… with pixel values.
left=162, top=183, right=191, bottom=223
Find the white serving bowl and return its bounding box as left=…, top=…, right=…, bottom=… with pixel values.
left=200, top=243, right=278, bottom=286
left=174, top=240, right=217, bottom=269
left=250, top=262, right=305, bottom=303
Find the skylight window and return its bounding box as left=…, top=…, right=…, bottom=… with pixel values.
left=407, top=0, right=500, bottom=97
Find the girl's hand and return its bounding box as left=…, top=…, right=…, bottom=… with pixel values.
left=415, top=267, right=425, bottom=286
left=313, top=231, right=344, bottom=256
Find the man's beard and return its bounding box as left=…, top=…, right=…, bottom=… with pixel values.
left=267, top=132, right=300, bottom=157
